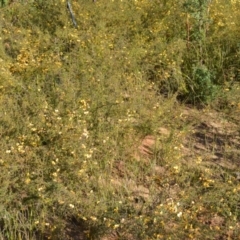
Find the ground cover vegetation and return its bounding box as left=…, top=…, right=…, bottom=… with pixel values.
left=0, top=0, right=240, bottom=239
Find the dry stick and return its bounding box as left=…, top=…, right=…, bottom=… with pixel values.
left=67, top=1, right=77, bottom=28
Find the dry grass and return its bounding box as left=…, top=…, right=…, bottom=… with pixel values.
left=0, top=0, right=240, bottom=239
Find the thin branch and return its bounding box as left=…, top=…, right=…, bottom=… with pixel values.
left=67, top=1, right=77, bottom=28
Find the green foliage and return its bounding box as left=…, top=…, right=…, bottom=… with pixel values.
left=0, top=0, right=8, bottom=7
left=188, top=64, right=218, bottom=103
left=0, top=0, right=240, bottom=239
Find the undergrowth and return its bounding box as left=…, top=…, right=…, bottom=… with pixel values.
left=0, top=0, right=240, bottom=239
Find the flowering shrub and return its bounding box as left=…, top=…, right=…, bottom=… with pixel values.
left=0, top=0, right=239, bottom=239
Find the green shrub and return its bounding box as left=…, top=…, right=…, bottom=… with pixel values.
left=0, top=0, right=239, bottom=239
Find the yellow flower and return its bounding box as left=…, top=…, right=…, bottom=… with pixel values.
left=25, top=178, right=31, bottom=184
